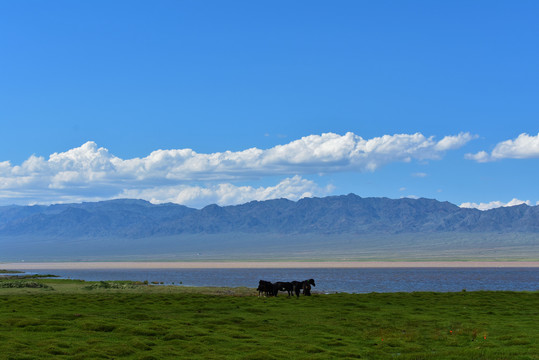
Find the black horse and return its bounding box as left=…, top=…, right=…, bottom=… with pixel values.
left=303, top=282, right=312, bottom=296
left=257, top=280, right=274, bottom=297
left=273, top=281, right=294, bottom=297
left=291, top=279, right=316, bottom=297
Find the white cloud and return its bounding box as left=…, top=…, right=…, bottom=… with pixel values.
left=412, top=172, right=427, bottom=177
left=0, top=131, right=474, bottom=206
left=402, top=195, right=419, bottom=199
left=466, top=133, right=539, bottom=162
left=464, top=150, right=490, bottom=163
left=434, top=132, right=477, bottom=151
left=460, top=198, right=531, bottom=211
left=118, top=176, right=333, bottom=209
left=126, top=131, right=473, bottom=178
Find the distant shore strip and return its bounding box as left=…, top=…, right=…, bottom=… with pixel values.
left=2, top=261, right=539, bottom=270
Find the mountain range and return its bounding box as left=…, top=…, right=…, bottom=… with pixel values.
left=1, top=194, right=538, bottom=261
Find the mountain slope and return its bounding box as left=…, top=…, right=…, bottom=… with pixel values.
left=1, top=195, right=538, bottom=261
left=1, top=195, right=539, bottom=238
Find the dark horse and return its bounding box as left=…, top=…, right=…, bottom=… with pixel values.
left=291, top=279, right=316, bottom=297
left=257, top=280, right=273, bottom=297
left=273, top=281, right=294, bottom=297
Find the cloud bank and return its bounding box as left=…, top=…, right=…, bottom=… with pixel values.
left=460, top=198, right=531, bottom=211
left=119, top=175, right=334, bottom=209
left=0, top=131, right=474, bottom=206
left=466, top=132, right=539, bottom=162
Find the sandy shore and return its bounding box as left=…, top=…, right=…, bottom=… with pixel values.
left=1, top=261, right=539, bottom=270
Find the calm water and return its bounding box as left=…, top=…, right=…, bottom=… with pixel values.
left=8, top=267, right=538, bottom=293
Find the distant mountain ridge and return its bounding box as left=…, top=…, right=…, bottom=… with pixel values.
left=1, top=194, right=539, bottom=239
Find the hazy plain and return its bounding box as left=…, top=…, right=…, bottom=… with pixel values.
left=3, top=260, right=539, bottom=270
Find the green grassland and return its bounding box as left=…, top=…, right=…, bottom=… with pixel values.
left=0, top=278, right=537, bottom=359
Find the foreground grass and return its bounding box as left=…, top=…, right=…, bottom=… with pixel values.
left=0, top=279, right=537, bottom=359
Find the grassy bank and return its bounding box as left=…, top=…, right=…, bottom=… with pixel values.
left=0, top=279, right=537, bottom=359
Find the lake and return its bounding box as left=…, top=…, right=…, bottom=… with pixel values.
left=7, top=267, right=538, bottom=293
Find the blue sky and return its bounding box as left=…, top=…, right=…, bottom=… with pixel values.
left=1, top=1, right=538, bottom=209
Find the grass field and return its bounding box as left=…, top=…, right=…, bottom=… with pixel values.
left=0, top=278, right=537, bottom=359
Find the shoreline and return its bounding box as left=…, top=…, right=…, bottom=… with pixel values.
left=2, top=261, right=539, bottom=270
